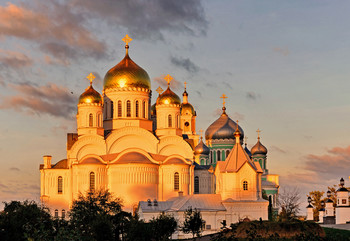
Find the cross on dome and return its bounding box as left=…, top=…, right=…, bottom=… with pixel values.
left=256, top=128, right=261, bottom=139
left=164, top=74, right=173, bottom=87
left=244, top=136, right=248, bottom=144
left=199, top=129, right=203, bottom=139
left=220, top=94, right=227, bottom=107
left=122, top=34, right=132, bottom=46
left=156, top=86, right=163, bottom=95
left=184, top=81, right=187, bottom=90
left=86, top=73, right=95, bottom=86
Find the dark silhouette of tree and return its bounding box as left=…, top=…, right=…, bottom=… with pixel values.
left=0, top=200, right=53, bottom=241
left=181, top=207, right=204, bottom=239
left=278, top=187, right=301, bottom=221
left=149, top=212, right=177, bottom=241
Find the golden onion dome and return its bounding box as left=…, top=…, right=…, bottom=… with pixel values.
left=194, top=138, right=210, bottom=155
left=78, top=85, right=102, bottom=105
left=251, top=138, right=268, bottom=155
left=205, top=108, right=244, bottom=141
left=181, top=103, right=195, bottom=115
left=103, top=52, right=151, bottom=90
left=156, top=87, right=181, bottom=105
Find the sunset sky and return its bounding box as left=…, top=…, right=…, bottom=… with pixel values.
left=1, top=0, right=350, bottom=211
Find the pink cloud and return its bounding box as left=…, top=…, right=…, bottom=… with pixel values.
left=0, top=49, right=33, bottom=68
left=0, top=82, right=77, bottom=118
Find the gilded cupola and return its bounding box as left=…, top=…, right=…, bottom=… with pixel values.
left=194, top=137, right=210, bottom=155
left=78, top=73, right=102, bottom=105
left=156, top=75, right=181, bottom=106
left=181, top=82, right=196, bottom=115
left=251, top=129, right=268, bottom=155
left=103, top=35, right=151, bottom=90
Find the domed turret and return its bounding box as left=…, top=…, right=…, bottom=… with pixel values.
left=251, top=130, right=267, bottom=155
left=156, top=87, right=181, bottom=105
left=194, top=137, right=210, bottom=155
left=103, top=35, right=150, bottom=91
left=205, top=107, right=244, bottom=141
left=79, top=85, right=102, bottom=105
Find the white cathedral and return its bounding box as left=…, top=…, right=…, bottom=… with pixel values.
left=40, top=35, right=279, bottom=235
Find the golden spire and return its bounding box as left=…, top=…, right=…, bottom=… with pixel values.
left=235, top=120, right=240, bottom=132
left=156, top=86, right=163, bottom=95
left=122, top=34, right=132, bottom=54
left=256, top=128, right=261, bottom=140
left=184, top=81, right=187, bottom=90
left=200, top=129, right=203, bottom=139
left=86, top=73, right=95, bottom=86
left=164, top=74, right=173, bottom=87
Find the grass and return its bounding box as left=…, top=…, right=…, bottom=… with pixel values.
left=323, top=227, right=350, bottom=241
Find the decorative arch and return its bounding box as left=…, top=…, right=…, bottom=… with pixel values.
left=69, top=135, right=106, bottom=160
left=79, top=155, right=106, bottom=165
left=158, top=136, right=193, bottom=159
left=109, top=148, right=159, bottom=165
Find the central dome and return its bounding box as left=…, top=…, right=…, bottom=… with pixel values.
left=205, top=109, right=244, bottom=141
left=156, top=87, right=181, bottom=105
left=104, top=52, right=151, bottom=90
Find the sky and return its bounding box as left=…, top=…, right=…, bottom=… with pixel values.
left=0, top=0, right=350, bottom=213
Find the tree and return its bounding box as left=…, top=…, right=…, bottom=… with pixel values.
left=278, top=187, right=301, bottom=221
left=0, top=200, right=53, bottom=241
left=69, top=189, right=127, bottom=241
left=149, top=212, right=177, bottom=241
left=182, top=207, right=204, bottom=239
left=308, top=191, right=325, bottom=221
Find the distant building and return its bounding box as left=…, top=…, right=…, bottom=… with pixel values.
left=39, top=35, right=279, bottom=235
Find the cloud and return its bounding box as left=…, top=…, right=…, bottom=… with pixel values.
left=170, top=56, right=200, bottom=73
left=273, top=47, right=289, bottom=56
left=0, top=2, right=106, bottom=63
left=0, top=49, right=33, bottom=68
left=153, top=75, right=182, bottom=91
left=270, top=145, right=287, bottom=154
left=9, top=167, right=20, bottom=172
left=72, top=0, right=208, bottom=40
left=0, top=82, right=77, bottom=118
left=246, top=91, right=260, bottom=100
left=231, top=112, right=245, bottom=121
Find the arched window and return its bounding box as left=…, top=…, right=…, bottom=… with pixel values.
left=174, top=172, right=179, bottom=191
left=194, top=176, right=199, bottom=194
left=62, top=209, right=66, bottom=219
left=118, top=100, right=122, bottom=117
left=89, top=113, right=93, bottom=127
left=168, top=114, right=172, bottom=128
left=210, top=151, right=213, bottom=162
left=243, top=181, right=248, bottom=191
left=217, top=150, right=221, bottom=161
left=142, top=101, right=146, bottom=118
left=89, top=172, right=95, bottom=193
left=54, top=209, right=59, bottom=218
left=58, top=176, right=63, bottom=194
left=110, top=101, right=114, bottom=118
left=226, top=150, right=230, bottom=157
left=135, top=101, right=139, bottom=117
left=127, top=100, right=131, bottom=117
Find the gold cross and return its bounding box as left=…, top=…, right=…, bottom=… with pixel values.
left=199, top=129, right=203, bottom=138
left=220, top=94, right=227, bottom=107
left=184, top=81, right=187, bottom=90
left=122, top=34, right=132, bottom=46
left=236, top=120, right=239, bottom=131
left=244, top=136, right=248, bottom=144
left=164, top=74, right=173, bottom=86
left=86, top=73, right=95, bottom=85
left=256, top=129, right=261, bottom=139
left=156, top=86, right=163, bottom=95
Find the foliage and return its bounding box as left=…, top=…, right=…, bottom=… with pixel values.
left=149, top=212, right=177, bottom=241
left=308, top=191, right=325, bottom=221
left=278, top=187, right=301, bottom=221
left=182, top=207, right=204, bottom=239
left=123, top=216, right=152, bottom=241
left=0, top=200, right=53, bottom=241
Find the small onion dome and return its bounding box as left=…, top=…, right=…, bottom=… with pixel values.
left=156, top=87, right=181, bottom=105
left=251, top=138, right=268, bottom=155
left=103, top=51, right=151, bottom=90
left=337, top=187, right=349, bottom=192
left=78, top=85, right=102, bottom=104
left=181, top=103, right=195, bottom=115
left=183, top=89, right=188, bottom=97
left=194, top=138, right=210, bottom=155
left=150, top=103, right=156, bottom=116
left=205, top=109, right=244, bottom=141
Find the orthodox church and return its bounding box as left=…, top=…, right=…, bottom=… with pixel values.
left=39, top=35, right=279, bottom=233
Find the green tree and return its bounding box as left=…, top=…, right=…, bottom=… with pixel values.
left=69, top=189, right=128, bottom=241
left=0, top=200, right=53, bottom=241
left=149, top=212, right=177, bottom=241
left=182, top=207, right=204, bottom=239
